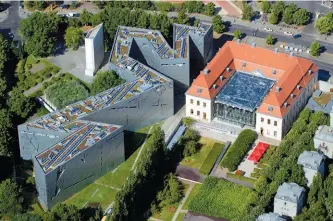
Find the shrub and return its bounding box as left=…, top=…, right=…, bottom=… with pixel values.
left=26, top=64, right=32, bottom=69
left=221, top=129, right=257, bottom=171
left=91, top=71, right=125, bottom=95
left=183, top=117, right=195, bottom=127
left=45, top=80, right=89, bottom=109
left=51, top=66, right=60, bottom=74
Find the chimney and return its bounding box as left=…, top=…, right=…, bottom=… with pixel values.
left=274, top=48, right=278, bottom=54
left=203, top=69, right=210, bottom=75
left=276, top=86, right=281, bottom=93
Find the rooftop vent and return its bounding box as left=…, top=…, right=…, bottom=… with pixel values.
left=242, top=62, right=246, bottom=67
left=284, top=102, right=288, bottom=107
left=213, top=84, right=217, bottom=89
left=290, top=52, right=294, bottom=57
left=268, top=106, right=273, bottom=112
left=219, top=76, right=225, bottom=81
left=251, top=42, right=256, bottom=48
left=276, top=86, right=281, bottom=93
left=272, top=70, right=276, bottom=75
left=203, top=69, right=210, bottom=75
left=290, top=93, right=295, bottom=98
left=226, top=67, right=230, bottom=72
left=274, top=48, right=278, bottom=54
left=197, top=88, right=202, bottom=94
left=297, top=84, right=301, bottom=90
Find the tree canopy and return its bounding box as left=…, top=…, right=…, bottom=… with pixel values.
left=8, top=87, right=35, bottom=119
left=204, top=2, right=215, bottom=16
left=242, top=3, right=254, bottom=21
left=47, top=204, right=81, bottom=221
left=310, top=40, right=321, bottom=56
left=261, top=1, right=271, bottom=13
left=212, top=15, right=225, bottom=33
left=0, top=179, right=23, bottom=217
left=0, top=109, right=14, bottom=156
left=266, top=34, right=275, bottom=45
left=315, top=12, right=333, bottom=35
left=65, top=27, right=84, bottom=50
left=91, top=71, right=125, bottom=95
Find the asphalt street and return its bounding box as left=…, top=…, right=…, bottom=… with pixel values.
left=0, top=1, right=20, bottom=41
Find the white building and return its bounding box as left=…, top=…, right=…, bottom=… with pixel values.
left=314, top=125, right=333, bottom=158
left=297, top=151, right=324, bottom=187
left=185, top=41, right=317, bottom=141
left=85, top=23, right=104, bottom=76
left=257, top=213, right=286, bottom=221
left=274, top=182, right=305, bottom=219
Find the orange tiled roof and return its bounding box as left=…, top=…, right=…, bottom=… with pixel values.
left=186, top=41, right=317, bottom=118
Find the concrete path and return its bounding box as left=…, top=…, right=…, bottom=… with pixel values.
left=150, top=218, right=164, bottom=221
left=131, top=125, right=153, bottom=171
left=94, top=182, right=121, bottom=191
left=171, top=182, right=195, bottom=221
left=176, top=165, right=205, bottom=183
left=162, top=106, right=185, bottom=144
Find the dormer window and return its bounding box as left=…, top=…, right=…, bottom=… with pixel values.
left=220, top=76, right=225, bottom=81
left=308, top=70, right=312, bottom=75
left=297, top=85, right=301, bottom=90
left=226, top=67, right=230, bottom=72
left=203, top=69, right=210, bottom=75
left=213, top=84, right=217, bottom=89
left=197, top=88, right=202, bottom=94
left=272, top=70, right=276, bottom=75
left=268, top=106, right=273, bottom=112
left=290, top=94, right=295, bottom=98
left=242, top=62, right=246, bottom=67
left=284, top=102, right=288, bottom=107
left=276, top=86, right=281, bottom=93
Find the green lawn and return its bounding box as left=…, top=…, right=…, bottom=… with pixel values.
left=175, top=212, right=186, bottom=221
left=182, top=184, right=201, bottom=210
left=180, top=138, right=220, bottom=171
left=199, top=142, right=224, bottom=175
left=66, top=183, right=118, bottom=210
left=151, top=183, right=189, bottom=221
left=188, top=177, right=254, bottom=220
left=25, top=54, right=38, bottom=66
left=30, top=203, right=48, bottom=220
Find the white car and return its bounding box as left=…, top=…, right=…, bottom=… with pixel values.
left=284, top=31, right=293, bottom=36
left=264, top=27, right=273, bottom=32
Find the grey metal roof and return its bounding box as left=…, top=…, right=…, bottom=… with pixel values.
left=297, top=151, right=323, bottom=170
left=314, top=125, right=333, bottom=144
left=215, top=71, right=274, bottom=112
left=275, top=182, right=305, bottom=203
left=306, top=90, right=333, bottom=114
left=257, top=213, right=286, bottom=221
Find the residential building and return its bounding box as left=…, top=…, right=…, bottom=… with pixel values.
left=257, top=213, right=286, bottom=221
left=85, top=23, right=104, bottom=76
left=186, top=41, right=318, bottom=140
left=274, top=182, right=305, bottom=218
left=297, top=151, right=324, bottom=187
left=306, top=90, right=333, bottom=114
left=314, top=125, right=333, bottom=158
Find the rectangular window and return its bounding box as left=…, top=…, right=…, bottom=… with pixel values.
left=274, top=121, right=277, bottom=126
left=261, top=117, right=264, bottom=123
left=267, top=119, right=271, bottom=125
left=203, top=112, right=207, bottom=120
left=197, top=100, right=200, bottom=106
left=197, top=111, right=200, bottom=116
left=190, top=109, right=193, bottom=114
left=203, top=102, right=206, bottom=107
left=274, top=131, right=277, bottom=137
left=190, top=99, right=193, bottom=104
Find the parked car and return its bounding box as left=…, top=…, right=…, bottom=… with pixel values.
left=293, top=34, right=301, bottom=39
left=284, top=31, right=293, bottom=36
left=264, top=27, right=273, bottom=32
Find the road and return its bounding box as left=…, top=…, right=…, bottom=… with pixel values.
left=0, top=1, right=20, bottom=41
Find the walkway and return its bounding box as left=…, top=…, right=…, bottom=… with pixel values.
left=94, top=182, right=121, bottom=191
left=162, top=106, right=185, bottom=144
left=23, top=72, right=61, bottom=96
left=171, top=183, right=195, bottom=221
left=131, top=125, right=153, bottom=171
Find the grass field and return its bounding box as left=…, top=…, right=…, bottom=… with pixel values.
left=199, top=143, right=224, bottom=175
left=180, top=138, right=223, bottom=175
left=175, top=212, right=186, bottom=221
left=182, top=184, right=201, bottom=210
left=66, top=183, right=118, bottom=210
left=151, top=183, right=189, bottom=221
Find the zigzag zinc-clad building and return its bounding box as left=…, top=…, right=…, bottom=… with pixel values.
left=18, top=22, right=212, bottom=209
left=186, top=41, right=318, bottom=141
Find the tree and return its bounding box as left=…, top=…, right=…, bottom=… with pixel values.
left=65, top=27, right=84, bottom=50
left=310, top=40, right=321, bottom=56
left=0, top=109, right=14, bottom=156
left=282, top=5, right=297, bottom=25
left=234, top=29, right=242, bottom=39
left=80, top=9, right=92, bottom=26
left=48, top=204, right=81, bottom=221
left=91, top=71, right=125, bottom=95
left=212, top=15, right=225, bottom=33
left=177, top=10, right=189, bottom=25
left=204, top=2, right=215, bottom=16
left=261, top=1, right=271, bottom=13
left=265, top=34, right=275, bottom=45
left=315, top=12, right=333, bottom=35
left=0, top=179, right=23, bottom=217
left=242, top=3, right=254, bottom=21
left=149, top=13, right=160, bottom=30
left=293, top=8, right=310, bottom=26
left=137, top=12, right=150, bottom=28
left=25, top=33, right=56, bottom=57
left=269, top=12, right=279, bottom=24
left=157, top=174, right=184, bottom=207
left=13, top=213, right=43, bottom=221
left=184, top=140, right=200, bottom=157
left=271, top=1, right=285, bottom=16
left=8, top=87, right=35, bottom=119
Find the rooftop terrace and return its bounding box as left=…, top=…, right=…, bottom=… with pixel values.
left=35, top=121, right=121, bottom=174
left=215, top=71, right=275, bottom=112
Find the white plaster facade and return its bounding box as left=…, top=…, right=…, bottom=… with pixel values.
left=185, top=94, right=213, bottom=122
left=273, top=183, right=305, bottom=219
left=85, top=24, right=104, bottom=76
left=297, top=151, right=324, bottom=187
left=255, top=113, right=283, bottom=140
left=314, top=125, right=333, bottom=158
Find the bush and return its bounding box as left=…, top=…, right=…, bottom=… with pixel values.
left=45, top=80, right=89, bottom=109
left=26, top=64, right=32, bottom=69
left=221, top=129, right=257, bottom=171
left=91, top=71, right=125, bottom=95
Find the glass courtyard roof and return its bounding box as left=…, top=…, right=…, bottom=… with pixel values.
left=215, top=71, right=275, bottom=112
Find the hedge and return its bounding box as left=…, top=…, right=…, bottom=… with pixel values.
left=221, top=129, right=257, bottom=171
left=199, top=142, right=224, bottom=175
left=188, top=177, right=254, bottom=220
left=226, top=172, right=256, bottom=184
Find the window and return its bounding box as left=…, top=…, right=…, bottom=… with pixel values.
left=203, top=112, right=207, bottom=120
left=274, top=121, right=277, bottom=126
left=190, top=99, right=193, bottom=104
left=197, top=100, right=200, bottom=106
left=267, top=119, right=271, bottom=125
left=197, top=111, right=200, bottom=116
left=274, top=131, right=277, bottom=137
left=203, top=102, right=206, bottom=107
left=190, top=109, right=193, bottom=114
left=261, top=117, right=264, bottom=123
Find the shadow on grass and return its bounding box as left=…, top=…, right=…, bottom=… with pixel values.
left=124, top=130, right=151, bottom=159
